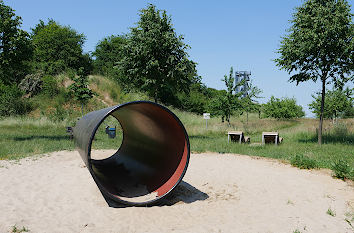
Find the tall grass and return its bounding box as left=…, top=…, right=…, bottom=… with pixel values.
left=0, top=75, right=353, bottom=180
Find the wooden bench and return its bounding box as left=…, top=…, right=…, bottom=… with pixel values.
left=227, top=131, right=250, bottom=144
left=262, top=132, right=283, bottom=145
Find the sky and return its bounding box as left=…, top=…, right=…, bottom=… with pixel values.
left=5, top=0, right=354, bottom=117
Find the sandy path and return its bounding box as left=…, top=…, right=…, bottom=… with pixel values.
left=0, top=151, right=353, bottom=233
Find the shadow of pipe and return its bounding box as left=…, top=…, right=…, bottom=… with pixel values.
left=101, top=181, right=209, bottom=208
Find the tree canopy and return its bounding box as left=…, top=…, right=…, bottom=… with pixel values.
left=263, top=96, right=305, bottom=119
left=274, top=0, right=353, bottom=144
left=0, top=0, right=32, bottom=84
left=309, top=87, right=353, bottom=119
left=31, top=19, right=92, bottom=75
left=92, top=35, right=127, bottom=79
left=119, top=4, right=198, bottom=103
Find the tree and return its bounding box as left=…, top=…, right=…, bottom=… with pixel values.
left=0, top=0, right=32, bottom=84
left=119, top=4, right=198, bottom=103
left=69, top=67, right=95, bottom=116
left=176, top=81, right=208, bottom=114
left=275, top=0, right=353, bottom=144
left=212, top=67, right=242, bottom=124
left=240, top=81, right=262, bottom=123
left=309, top=87, right=353, bottom=120
left=263, top=96, right=305, bottom=119
left=31, top=19, right=92, bottom=75
left=92, top=35, right=127, bottom=80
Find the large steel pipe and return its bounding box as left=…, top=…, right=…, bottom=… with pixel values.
left=74, top=101, right=190, bottom=206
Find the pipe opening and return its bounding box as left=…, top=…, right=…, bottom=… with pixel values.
left=88, top=102, right=189, bottom=204
left=91, top=115, right=123, bottom=160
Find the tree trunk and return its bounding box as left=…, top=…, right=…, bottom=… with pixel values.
left=246, top=111, right=249, bottom=124
left=154, top=88, right=158, bottom=103
left=318, top=78, right=326, bottom=145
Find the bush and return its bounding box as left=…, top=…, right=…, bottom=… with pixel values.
left=290, top=154, right=317, bottom=169
left=18, top=72, right=44, bottom=95
left=263, top=96, right=305, bottom=119
left=331, top=159, right=353, bottom=180
left=0, top=81, right=32, bottom=116
left=47, top=103, right=67, bottom=122
left=41, top=75, right=58, bottom=97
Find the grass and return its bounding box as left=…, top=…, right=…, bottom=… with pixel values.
left=0, top=75, right=353, bottom=180
left=1, top=112, right=353, bottom=179
left=326, top=207, right=336, bottom=217
left=12, top=225, right=29, bottom=233
left=290, top=154, right=318, bottom=169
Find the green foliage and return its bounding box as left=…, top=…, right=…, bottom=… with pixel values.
left=263, top=96, right=305, bottom=119
left=275, top=0, right=353, bottom=85
left=326, top=208, right=336, bottom=217
left=31, top=19, right=92, bottom=75
left=331, top=159, right=353, bottom=180
left=18, top=71, right=44, bottom=96
left=211, top=67, right=242, bottom=123
left=119, top=4, right=198, bottom=103
left=274, top=0, right=353, bottom=144
left=309, top=87, right=353, bottom=119
left=0, top=81, right=31, bottom=116
left=69, top=68, right=96, bottom=114
left=240, top=81, right=262, bottom=122
left=0, top=0, right=32, bottom=85
left=93, top=35, right=127, bottom=81
left=291, top=154, right=318, bottom=169
left=177, top=90, right=206, bottom=115
left=41, top=75, right=58, bottom=97
left=48, top=102, right=67, bottom=122
left=11, top=225, right=29, bottom=233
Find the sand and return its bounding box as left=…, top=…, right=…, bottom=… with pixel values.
left=0, top=150, right=353, bottom=233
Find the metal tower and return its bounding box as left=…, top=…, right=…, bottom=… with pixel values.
left=235, top=71, right=251, bottom=98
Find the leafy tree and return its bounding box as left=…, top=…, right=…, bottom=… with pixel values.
left=176, top=81, right=209, bottom=114
left=69, top=67, right=96, bottom=115
left=275, top=0, right=353, bottom=144
left=212, top=67, right=242, bottom=124
left=119, top=4, right=198, bottom=103
left=309, top=87, right=353, bottom=120
left=31, top=19, right=92, bottom=75
left=93, top=35, right=127, bottom=80
left=0, top=0, right=32, bottom=84
left=263, top=96, right=305, bottom=119
left=240, top=81, right=262, bottom=123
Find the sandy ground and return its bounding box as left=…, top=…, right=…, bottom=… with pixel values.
left=0, top=150, right=353, bottom=233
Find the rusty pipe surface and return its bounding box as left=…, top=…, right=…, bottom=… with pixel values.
left=73, top=101, right=190, bottom=206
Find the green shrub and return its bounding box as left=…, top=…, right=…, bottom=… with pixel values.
left=18, top=71, right=44, bottom=95
left=331, top=159, right=353, bottom=180
left=291, top=154, right=318, bottom=169
left=41, top=75, right=58, bottom=97
left=0, top=81, right=32, bottom=116
left=263, top=96, right=305, bottom=119
left=48, top=103, right=67, bottom=122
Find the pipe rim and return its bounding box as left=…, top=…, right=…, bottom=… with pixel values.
left=87, top=101, right=190, bottom=206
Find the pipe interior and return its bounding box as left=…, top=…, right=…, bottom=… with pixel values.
left=90, top=103, right=187, bottom=201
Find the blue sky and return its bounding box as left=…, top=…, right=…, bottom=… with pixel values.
left=5, top=0, right=353, bottom=117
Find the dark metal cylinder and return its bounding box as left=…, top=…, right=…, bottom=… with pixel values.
left=73, top=101, right=190, bottom=206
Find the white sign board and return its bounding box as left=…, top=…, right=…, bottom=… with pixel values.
left=203, top=113, right=210, bottom=119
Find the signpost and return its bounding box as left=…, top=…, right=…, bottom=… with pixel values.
left=203, top=113, right=210, bottom=129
